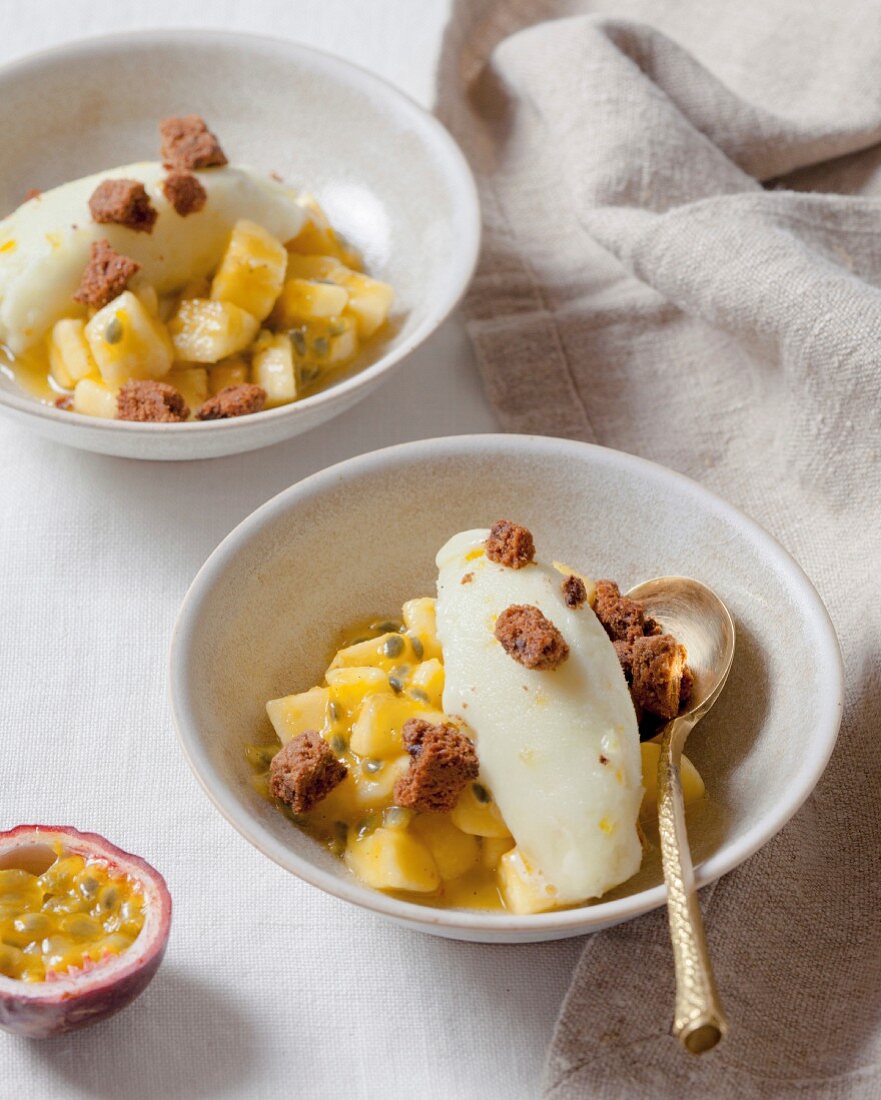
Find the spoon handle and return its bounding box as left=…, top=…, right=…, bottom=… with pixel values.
left=656, top=721, right=727, bottom=1053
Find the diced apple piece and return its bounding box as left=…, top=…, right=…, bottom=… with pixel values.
left=209, top=358, right=249, bottom=395
left=329, top=633, right=403, bottom=671
left=210, top=219, right=287, bottom=322
left=85, top=291, right=174, bottom=385
left=350, top=755, right=410, bottom=810
left=480, top=835, right=515, bottom=871
left=409, top=659, right=444, bottom=708
left=266, top=686, right=329, bottom=744
left=638, top=742, right=705, bottom=819
left=72, top=378, right=117, bottom=419
left=48, top=319, right=98, bottom=389
left=350, top=693, right=415, bottom=759
left=337, top=271, right=394, bottom=338
left=344, top=827, right=439, bottom=893
left=251, top=331, right=296, bottom=407
left=285, top=254, right=346, bottom=281
left=450, top=781, right=512, bottom=838
left=325, top=667, right=389, bottom=717
left=402, top=598, right=442, bottom=660
left=273, top=278, right=348, bottom=327
left=168, top=299, right=259, bottom=364
left=411, top=815, right=479, bottom=880
left=169, top=367, right=207, bottom=414
left=133, top=282, right=160, bottom=317
left=499, top=848, right=560, bottom=914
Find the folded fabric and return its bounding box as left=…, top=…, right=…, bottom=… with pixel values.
left=438, top=2, right=881, bottom=1096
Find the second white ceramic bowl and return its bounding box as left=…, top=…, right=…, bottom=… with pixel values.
left=0, top=31, right=479, bottom=460
left=170, top=435, right=843, bottom=943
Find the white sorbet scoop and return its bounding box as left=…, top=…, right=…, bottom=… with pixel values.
left=435, top=528, right=643, bottom=906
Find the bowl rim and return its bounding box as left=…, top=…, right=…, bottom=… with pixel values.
left=0, top=28, right=481, bottom=438
left=169, top=434, right=844, bottom=936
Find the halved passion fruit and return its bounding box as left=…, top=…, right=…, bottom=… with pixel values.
left=0, top=826, right=171, bottom=1038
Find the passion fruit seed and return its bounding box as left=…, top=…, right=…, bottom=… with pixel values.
left=329, top=734, right=347, bottom=754
left=104, top=316, right=123, bottom=344
left=60, top=914, right=102, bottom=942
left=409, top=688, right=429, bottom=704
left=382, top=806, right=412, bottom=830
left=245, top=744, right=276, bottom=770
left=473, top=783, right=491, bottom=804
left=388, top=676, right=403, bottom=695
left=363, top=758, right=383, bottom=774
left=370, top=620, right=401, bottom=635
left=328, top=701, right=342, bottom=722
left=408, top=635, right=424, bottom=660
left=290, top=329, right=307, bottom=356
left=381, top=635, right=405, bottom=658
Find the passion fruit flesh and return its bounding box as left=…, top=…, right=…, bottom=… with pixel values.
left=0, top=827, right=171, bottom=1038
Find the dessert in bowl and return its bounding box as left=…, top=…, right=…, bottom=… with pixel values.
left=170, top=435, right=842, bottom=943
left=0, top=31, right=479, bottom=460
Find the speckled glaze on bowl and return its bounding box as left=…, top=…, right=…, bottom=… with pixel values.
left=0, top=31, right=479, bottom=460
left=170, top=435, right=843, bottom=943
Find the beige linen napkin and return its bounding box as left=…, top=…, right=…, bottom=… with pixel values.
left=438, top=2, right=881, bottom=1096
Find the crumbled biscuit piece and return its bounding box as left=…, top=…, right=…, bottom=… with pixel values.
left=116, top=380, right=189, bottom=423
left=494, top=604, right=570, bottom=671
left=88, top=179, right=157, bottom=233
left=269, top=731, right=347, bottom=814
left=161, top=170, right=207, bottom=216
left=561, top=574, right=587, bottom=609
left=73, top=239, right=141, bottom=309
left=160, top=115, right=228, bottom=169
left=54, top=394, right=73, bottom=411
left=196, top=383, right=267, bottom=420
left=485, top=519, right=535, bottom=568
left=24, top=188, right=41, bottom=202
left=613, top=638, right=634, bottom=682
left=594, top=580, right=654, bottom=642
left=630, top=634, right=689, bottom=720
left=461, top=572, right=474, bottom=585
left=393, top=718, right=479, bottom=813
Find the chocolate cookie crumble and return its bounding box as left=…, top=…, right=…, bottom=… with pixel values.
left=73, top=239, right=141, bottom=309
left=561, top=574, right=588, bottom=609
left=196, top=384, right=267, bottom=420
left=485, top=519, right=535, bottom=568
left=161, top=170, right=207, bottom=216
left=393, top=719, right=479, bottom=813
left=116, top=380, right=189, bottom=423
left=88, top=179, right=157, bottom=233
left=160, top=115, right=228, bottom=170
left=494, top=604, right=569, bottom=671
left=269, top=731, right=347, bottom=814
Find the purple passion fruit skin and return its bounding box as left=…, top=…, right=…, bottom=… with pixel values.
left=0, top=826, right=171, bottom=1039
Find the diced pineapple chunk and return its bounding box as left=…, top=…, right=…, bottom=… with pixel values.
left=350, top=693, right=426, bottom=759
left=133, top=282, right=160, bottom=317
left=208, top=358, right=249, bottom=395
left=409, top=659, right=444, bottom=708
left=350, top=755, right=409, bottom=810
left=48, top=319, right=98, bottom=389
left=273, top=278, right=349, bottom=327
left=168, top=299, right=259, bottom=364
left=344, top=827, right=439, bottom=893
left=337, top=270, right=394, bottom=338
left=72, top=378, right=117, bottom=419
left=85, top=291, right=174, bottom=385
left=499, top=848, right=560, bottom=914
left=251, top=331, right=296, bottom=407
left=325, top=667, right=389, bottom=717
left=169, top=367, right=207, bottom=414
left=289, top=317, right=358, bottom=380
left=266, top=686, right=329, bottom=744
left=638, top=742, right=705, bottom=819
left=552, top=561, right=597, bottom=608
left=402, top=598, right=442, bottom=661
left=450, top=781, right=512, bottom=838
left=210, top=219, right=287, bottom=322
left=410, top=815, right=479, bottom=880
left=481, top=835, right=515, bottom=871
left=329, top=633, right=407, bottom=671
left=285, top=254, right=346, bottom=281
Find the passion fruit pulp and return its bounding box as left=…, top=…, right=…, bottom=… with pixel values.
left=0, top=826, right=171, bottom=1038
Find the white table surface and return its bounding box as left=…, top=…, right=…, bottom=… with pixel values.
left=0, top=3, right=586, bottom=1097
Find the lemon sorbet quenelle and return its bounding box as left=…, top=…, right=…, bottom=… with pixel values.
left=248, top=521, right=706, bottom=914
left=0, top=115, right=394, bottom=430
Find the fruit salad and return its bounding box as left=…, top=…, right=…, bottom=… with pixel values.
left=0, top=116, right=394, bottom=425
left=248, top=521, right=706, bottom=914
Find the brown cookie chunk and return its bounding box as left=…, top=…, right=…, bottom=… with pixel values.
left=269, top=731, right=347, bottom=814
left=561, top=574, right=587, bottom=609
left=494, top=604, right=569, bottom=671
left=485, top=519, right=535, bottom=569
left=594, top=580, right=656, bottom=642
left=73, top=239, right=141, bottom=309
left=88, top=179, right=157, bottom=233
left=159, top=115, right=228, bottom=169
left=393, top=719, right=479, bottom=814
left=116, top=380, right=189, bottom=423
left=161, top=170, right=207, bottom=216
left=196, top=383, right=267, bottom=420
left=630, top=634, right=689, bottom=720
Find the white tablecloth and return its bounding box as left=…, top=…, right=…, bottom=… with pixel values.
left=0, top=2, right=587, bottom=1097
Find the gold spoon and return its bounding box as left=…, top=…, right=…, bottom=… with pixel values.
left=626, top=577, right=736, bottom=1054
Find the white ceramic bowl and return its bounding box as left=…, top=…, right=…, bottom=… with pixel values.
left=0, top=31, right=479, bottom=460
left=170, top=435, right=843, bottom=943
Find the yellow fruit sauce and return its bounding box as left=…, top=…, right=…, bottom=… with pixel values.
left=247, top=598, right=707, bottom=914
left=0, top=846, right=145, bottom=982
left=1, top=196, right=394, bottom=418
